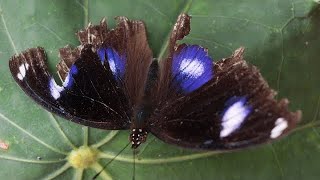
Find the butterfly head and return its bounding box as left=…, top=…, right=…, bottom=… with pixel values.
left=130, top=128, right=148, bottom=149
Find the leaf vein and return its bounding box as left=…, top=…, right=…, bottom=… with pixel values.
left=92, top=130, right=119, bottom=149
left=0, top=5, right=18, bottom=54
left=99, top=151, right=219, bottom=164
left=47, top=112, right=77, bottom=150
left=0, top=155, right=66, bottom=164
left=0, top=112, right=69, bottom=155
left=41, top=162, right=71, bottom=180
left=269, top=144, right=284, bottom=179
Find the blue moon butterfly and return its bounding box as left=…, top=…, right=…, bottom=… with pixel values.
left=9, top=14, right=301, bottom=150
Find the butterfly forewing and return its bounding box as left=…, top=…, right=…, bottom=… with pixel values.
left=9, top=17, right=153, bottom=130
left=9, top=46, right=130, bottom=129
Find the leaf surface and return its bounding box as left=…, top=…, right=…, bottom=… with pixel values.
left=0, top=0, right=320, bottom=179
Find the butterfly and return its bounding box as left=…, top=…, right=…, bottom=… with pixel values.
left=9, top=13, right=301, bottom=150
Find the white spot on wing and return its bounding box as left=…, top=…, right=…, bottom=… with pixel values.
left=180, top=59, right=204, bottom=78
left=17, top=74, right=23, bottom=80
left=25, top=63, right=29, bottom=70
left=109, top=59, right=116, bottom=73
left=49, top=78, right=64, bottom=100
left=270, top=118, right=288, bottom=138
left=17, top=63, right=29, bottom=80
left=220, top=100, right=251, bottom=138
left=18, top=64, right=26, bottom=77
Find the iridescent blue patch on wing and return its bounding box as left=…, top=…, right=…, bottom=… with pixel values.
left=97, top=47, right=125, bottom=79
left=220, top=96, right=252, bottom=138
left=97, top=48, right=106, bottom=63
left=63, top=64, right=78, bottom=89
left=171, top=45, right=214, bottom=93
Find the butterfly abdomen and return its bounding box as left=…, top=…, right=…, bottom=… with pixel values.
left=129, top=60, right=159, bottom=148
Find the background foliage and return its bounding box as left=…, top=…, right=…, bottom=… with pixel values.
left=0, top=0, right=320, bottom=179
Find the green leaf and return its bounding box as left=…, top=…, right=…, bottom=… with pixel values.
left=0, top=0, right=320, bottom=179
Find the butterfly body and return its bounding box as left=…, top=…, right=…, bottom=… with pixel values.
left=129, top=102, right=152, bottom=148
left=9, top=14, right=301, bottom=151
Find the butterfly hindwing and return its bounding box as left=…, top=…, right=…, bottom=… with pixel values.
left=148, top=14, right=301, bottom=150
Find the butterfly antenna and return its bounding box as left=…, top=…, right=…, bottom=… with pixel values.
left=92, top=142, right=130, bottom=180
left=132, top=148, right=136, bottom=180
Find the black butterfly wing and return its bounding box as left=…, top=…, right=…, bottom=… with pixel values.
left=148, top=14, right=301, bottom=150
left=9, top=46, right=130, bottom=129
left=9, top=17, right=153, bottom=130
left=9, top=47, right=65, bottom=117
